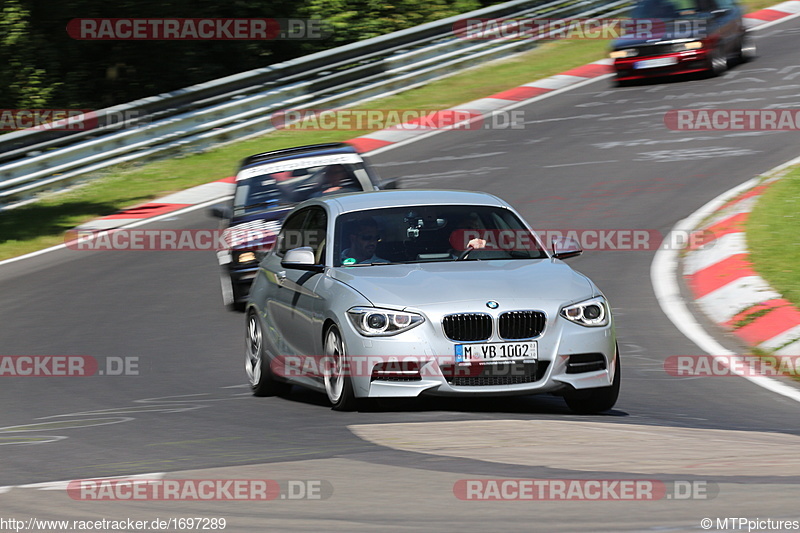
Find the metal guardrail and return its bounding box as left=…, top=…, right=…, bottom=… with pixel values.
left=0, top=0, right=630, bottom=209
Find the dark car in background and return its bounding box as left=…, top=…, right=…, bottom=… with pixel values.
left=610, top=0, right=754, bottom=83
left=210, top=143, right=392, bottom=310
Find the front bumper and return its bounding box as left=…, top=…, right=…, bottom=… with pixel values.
left=613, top=50, right=711, bottom=81
left=339, top=307, right=616, bottom=398
left=229, top=264, right=259, bottom=302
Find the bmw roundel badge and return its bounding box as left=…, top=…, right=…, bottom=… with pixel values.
left=486, top=301, right=499, bottom=309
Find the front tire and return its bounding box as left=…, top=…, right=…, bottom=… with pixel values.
left=613, top=77, right=632, bottom=88
left=322, top=325, right=360, bottom=411
left=563, top=347, right=621, bottom=414
left=737, top=34, right=756, bottom=63
left=221, top=272, right=245, bottom=312
left=246, top=310, right=290, bottom=397
left=709, top=47, right=727, bottom=77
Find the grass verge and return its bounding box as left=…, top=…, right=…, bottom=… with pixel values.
left=747, top=167, right=800, bottom=310
left=747, top=167, right=800, bottom=380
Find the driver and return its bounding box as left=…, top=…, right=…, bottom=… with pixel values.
left=340, top=217, right=390, bottom=264
left=451, top=213, right=487, bottom=255
left=318, top=164, right=348, bottom=195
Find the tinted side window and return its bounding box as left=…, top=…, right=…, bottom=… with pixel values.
left=276, top=207, right=328, bottom=259
left=697, top=0, right=720, bottom=11
left=276, top=210, right=309, bottom=257
left=301, top=207, right=328, bottom=262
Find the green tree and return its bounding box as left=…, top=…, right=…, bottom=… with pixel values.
left=304, top=0, right=481, bottom=44
left=2, top=0, right=492, bottom=111
left=0, top=0, right=58, bottom=108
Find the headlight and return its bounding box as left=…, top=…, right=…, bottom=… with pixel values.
left=347, top=307, right=424, bottom=336
left=560, top=297, right=609, bottom=327
left=234, top=251, right=257, bottom=264
left=610, top=49, right=637, bottom=59
left=681, top=41, right=703, bottom=50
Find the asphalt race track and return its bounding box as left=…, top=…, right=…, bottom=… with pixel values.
left=2, top=15, right=800, bottom=533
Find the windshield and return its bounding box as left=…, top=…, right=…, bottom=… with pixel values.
left=334, top=205, right=547, bottom=266
left=632, top=0, right=713, bottom=18
left=233, top=162, right=371, bottom=215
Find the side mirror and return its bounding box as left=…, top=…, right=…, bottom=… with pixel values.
left=552, top=237, right=582, bottom=260
left=281, top=247, right=324, bottom=272
left=381, top=178, right=402, bottom=190
left=209, top=205, right=231, bottom=219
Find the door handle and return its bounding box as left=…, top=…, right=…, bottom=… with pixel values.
left=277, top=271, right=286, bottom=284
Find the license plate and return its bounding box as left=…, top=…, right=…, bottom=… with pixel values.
left=455, top=341, right=537, bottom=362
left=633, top=57, right=678, bottom=69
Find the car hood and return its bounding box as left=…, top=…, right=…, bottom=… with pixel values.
left=330, top=260, right=595, bottom=309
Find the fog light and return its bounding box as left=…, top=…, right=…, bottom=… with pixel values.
left=237, top=252, right=256, bottom=263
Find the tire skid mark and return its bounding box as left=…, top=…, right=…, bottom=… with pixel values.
left=0, top=472, right=165, bottom=494
left=0, top=417, right=133, bottom=433
left=1, top=388, right=247, bottom=446
left=37, top=405, right=204, bottom=417
left=0, top=435, right=67, bottom=447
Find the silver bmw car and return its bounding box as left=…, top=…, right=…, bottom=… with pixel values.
left=245, top=190, right=619, bottom=413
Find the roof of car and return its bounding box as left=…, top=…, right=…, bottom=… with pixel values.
left=309, top=189, right=509, bottom=214
left=239, top=142, right=358, bottom=168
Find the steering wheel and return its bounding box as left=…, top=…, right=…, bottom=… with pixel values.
left=457, top=246, right=474, bottom=261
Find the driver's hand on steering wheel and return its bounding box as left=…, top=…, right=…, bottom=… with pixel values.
left=467, top=238, right=486, bottom=249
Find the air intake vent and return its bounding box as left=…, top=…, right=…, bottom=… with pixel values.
left=499, top=311, right=546, bottom=339
left=566, top=353, right=606, bottom=374
left=442, top=313, right=492, bottom=342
